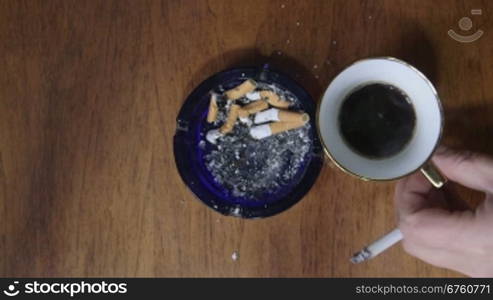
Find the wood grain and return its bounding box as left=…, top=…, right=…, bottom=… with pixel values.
left=0, top=0, right=492, bottom=277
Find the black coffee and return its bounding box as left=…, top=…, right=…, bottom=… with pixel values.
left=338, top=83, right=415, bottom=159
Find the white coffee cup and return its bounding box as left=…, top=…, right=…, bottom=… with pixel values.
left=317, top=57, right=445, bottom=186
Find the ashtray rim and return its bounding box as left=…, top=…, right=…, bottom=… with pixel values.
left=173, top=65, right=323, bottom=218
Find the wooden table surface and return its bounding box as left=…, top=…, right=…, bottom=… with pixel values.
left=1, top=0, right=492, bottom=277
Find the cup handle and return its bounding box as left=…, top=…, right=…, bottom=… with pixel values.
left=420, top=162, right=447, bottom=188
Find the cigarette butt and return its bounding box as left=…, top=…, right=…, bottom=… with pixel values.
left=238, top=100, right=269, bottom=118
left=279, top=110, right=309, bottom=123
left=225, top=79, right=257, bottom=100
left=206, top=94, right=218, bottom=123
left=254, top=108, right=308, bottom=124
left=260, top=90, right=291, bottom=108
left=250, top=115, right=309, bottom=139
left=220, top=104, right=240, bottom=134
left=269, top=118, right=309, bottom=134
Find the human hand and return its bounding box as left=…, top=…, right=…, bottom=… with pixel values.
left=394, top=146, right=493, bottom=277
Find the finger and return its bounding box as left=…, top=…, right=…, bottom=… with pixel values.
left=433, top=146, right=493, bottom=194
left=401, top=240, right=474, bottom=277
left=394, top=172, right=433, bottom=218
left=399, top=208, right=474, bottom=246
left=401, top=239, right=453, bottom=268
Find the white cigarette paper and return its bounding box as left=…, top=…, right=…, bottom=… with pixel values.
left=239, top=117, right=253, bottom=126
left=206, top=129, right=223, bottom=144
left=249, top=116, right=309, bottom=139
left=350, top=228, right=403, bottom=263
left=254, top=108, right=309, bottom=124
left=249, top=124, right=272, bottom=139
left=246, top=92, right=261, bottom=100
left=254, top=108, right=280, bottom=123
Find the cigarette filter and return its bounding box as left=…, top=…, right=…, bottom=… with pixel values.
left=238, top=100, right=269, bottom=118
left=206, top=94, right=218, bottom=123
left=220, top=104, right=240, bottom=134
left=259, top=90, right=291, bottom=108
left=254, top=108, right=309, bottom=124
left=269, top=118, right=309, bottom=134
left=225, top=79, right=257, bottom=100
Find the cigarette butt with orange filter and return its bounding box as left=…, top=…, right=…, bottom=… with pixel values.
left=249, top=115, right=310, bottom=139
left=219, top=104, right=240, bottom=134
left=254, top=108, right=309, bottom=124
left=269, top=119, right=309, bottom=134
left=259, top=90, right=291, bottom=108
left=238, top=100, right=269, bottom=118
left=225, top=79, right=257, bottom=100
left=206, top=94, right=219, bottom=123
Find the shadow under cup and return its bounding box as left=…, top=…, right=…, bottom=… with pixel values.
left=318, top=57, right=443, bottom=181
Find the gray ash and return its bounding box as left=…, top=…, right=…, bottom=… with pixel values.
left=203, top=82, right=311, bottom=200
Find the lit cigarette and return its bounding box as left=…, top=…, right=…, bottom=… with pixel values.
left=254, top=108, right=309, bottom=124
left=260, top=90, right=291, bottom=108
left=249, top=117, right=309, bottom=139
left=352, top=178, right=446, bottom=263
left=206, top=94, right=219, bottom=123
left=225, top=79, right=257, bottom=100
left=219, top=104, right=240, bottom=134
left=238, top=100, right=269, bottom=118
left=350, top=228, right=403, bottom=264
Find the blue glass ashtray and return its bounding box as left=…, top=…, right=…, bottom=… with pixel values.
left=173, top=65, right=323, bottom=218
